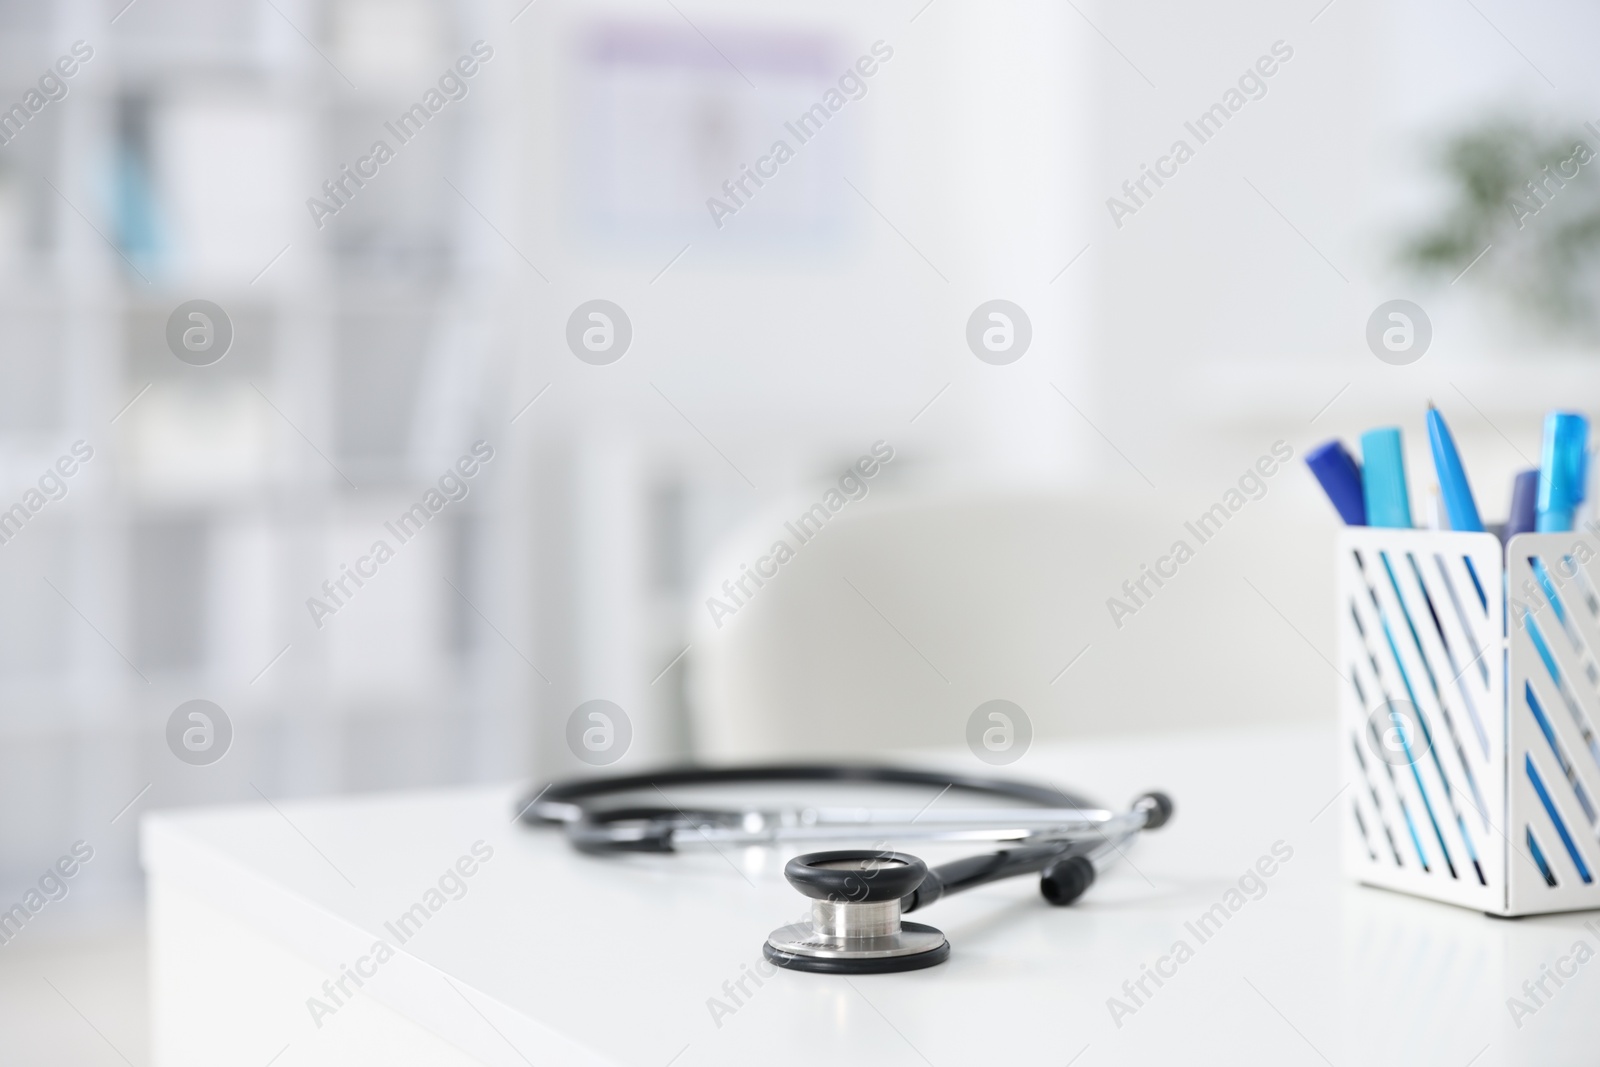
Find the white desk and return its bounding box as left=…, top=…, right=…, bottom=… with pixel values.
left=143, top=724, right=1600, bottom=1066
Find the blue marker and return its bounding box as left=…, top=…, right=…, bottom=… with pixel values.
left=1537, top=412, right=1589, bottom=533
left=1426, top=404, right=1482, bottom=532
left=1361, top=427, right=1413, bottom=529
left=1305, top=440, right=1366, bottom=525
left=1505, top=469, right=1539, bottom=541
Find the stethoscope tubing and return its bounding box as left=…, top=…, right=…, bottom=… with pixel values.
left=526, top=762, right=1096, bottom=826
left=522, top=764, right=1165, bottom=873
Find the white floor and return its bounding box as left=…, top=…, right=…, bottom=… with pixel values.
left=0, top=915, right=149, bottom=1066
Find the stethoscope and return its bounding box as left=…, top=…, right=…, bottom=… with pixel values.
left=520, top=764, right=1173, bottom=973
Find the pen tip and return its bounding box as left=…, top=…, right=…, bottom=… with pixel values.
left=1427, top=400, right=1436, bottom=410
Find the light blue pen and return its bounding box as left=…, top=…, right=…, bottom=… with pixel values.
left=1360, top=427, right=1413, bottom=528
left=1426, top=404, right=1482, bottom=532
left=1537, top=412, right=1589, bottom=533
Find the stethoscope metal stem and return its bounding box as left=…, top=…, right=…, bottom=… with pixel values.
left=1082, top=825, right=1142, bottom=872
left=811, top=898, right=900, bottom=939
left=660, top=808, right=1144, bottom=848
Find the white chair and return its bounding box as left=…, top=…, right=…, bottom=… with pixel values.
left=687, top=485, right=1331, bottom=762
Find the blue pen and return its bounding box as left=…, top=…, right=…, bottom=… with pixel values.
left=1537, top=412, right=1589, bottom=533
left=1305, top=440, right=1366, bottom=525
left=1426, top=403, right=1483, bottom=532
left=1361, top=427, right=1413, bottom=529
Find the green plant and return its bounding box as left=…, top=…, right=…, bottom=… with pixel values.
left=1402, top=117, right=1600, bottom=337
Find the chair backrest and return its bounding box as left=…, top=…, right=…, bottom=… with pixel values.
left=687, top=487, right=1331, bottom=762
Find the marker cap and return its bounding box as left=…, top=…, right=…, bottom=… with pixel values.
left=1360, top=427, right=1413, bottom=529
left=1537, top=412, right=1589, bottom=533
left=1506, top=469, right=1539, bottom=540
left=1305, top=439, right=1366, bottom=526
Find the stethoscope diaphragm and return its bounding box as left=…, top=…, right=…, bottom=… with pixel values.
left=763, top=851, right=950, bottom=974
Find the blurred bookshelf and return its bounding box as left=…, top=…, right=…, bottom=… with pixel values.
left=0, top=0, right=568, bottom=908
left=0, top=0, right=1028, bottom=910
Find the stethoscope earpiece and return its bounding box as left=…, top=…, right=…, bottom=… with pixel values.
left=1134, top=791, right=1174, bottom=830
left=1039, top=853, right=1096, bottom=906
left=764, top=850, right=951, bottom=974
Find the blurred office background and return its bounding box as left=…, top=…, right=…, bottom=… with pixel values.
left=4, top=0, right=1600, bottom=1059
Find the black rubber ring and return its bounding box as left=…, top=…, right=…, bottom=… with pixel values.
left=764, top=933, right=950, bottom=974
left=784, top=850, right=928, bottom=902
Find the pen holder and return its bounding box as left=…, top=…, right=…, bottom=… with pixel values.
left=1339, top=528, right=1600, bottom=916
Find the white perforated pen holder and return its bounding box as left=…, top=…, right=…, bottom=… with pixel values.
left=1340, top=528, right=1600, bottom=916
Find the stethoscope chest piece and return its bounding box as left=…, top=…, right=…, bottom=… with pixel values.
left=764, top=850, right=950, bottom=974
